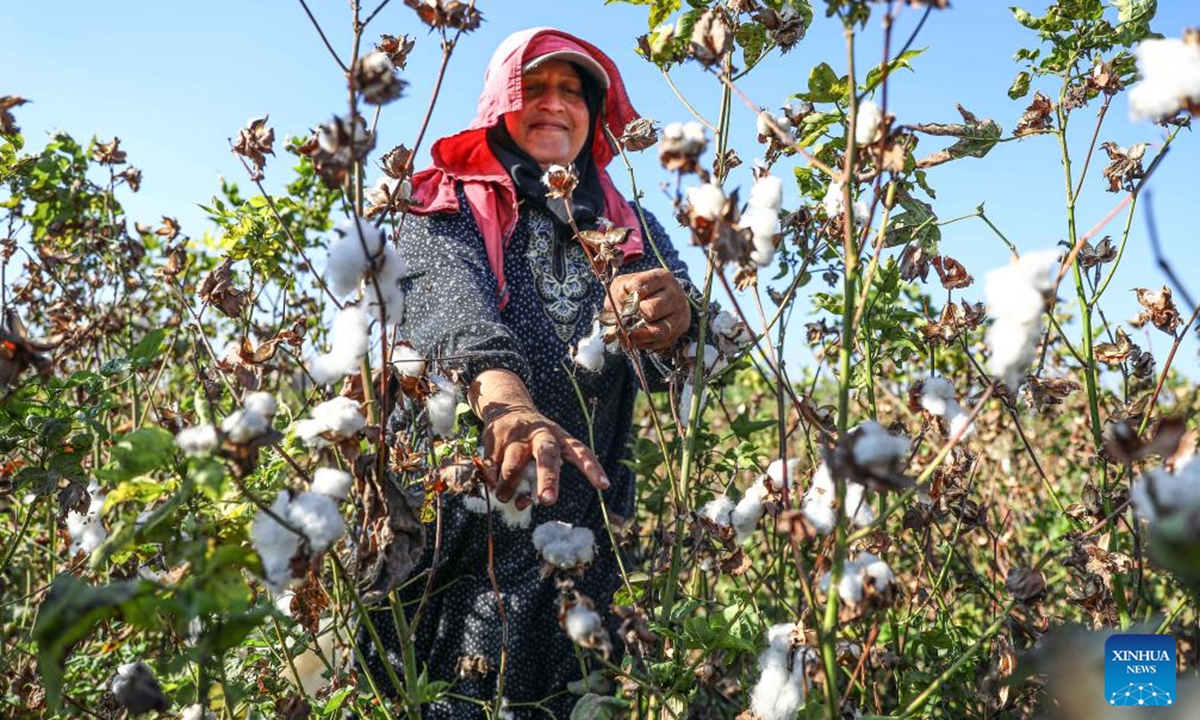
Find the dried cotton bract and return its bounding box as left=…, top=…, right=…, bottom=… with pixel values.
left=750, top=623, right=819, bottom=720
left=532, top=520, right=596, bottom=571
left=984, top=250, right=1060, bottom=388
left=1128, top=35, right=1200, bottom=121
left=659, top=121, right=707, bottom=172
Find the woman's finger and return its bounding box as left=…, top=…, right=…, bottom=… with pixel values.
left=531, top=431, right=563, bottom=505
left=497, top=442, right=531, bottom=501
left=558, top=434, right=610, bottom=491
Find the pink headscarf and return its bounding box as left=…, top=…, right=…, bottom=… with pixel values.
left=408, top=28, right=645, bottom=309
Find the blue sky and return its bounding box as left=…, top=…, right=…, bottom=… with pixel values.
left=3, top=0, right=1197, bottom=378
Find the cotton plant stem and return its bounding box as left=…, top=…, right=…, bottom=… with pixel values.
left=271, top=616, right=309, bottom=697
left=1056, top=98, right=1130, bottom=628
left=329, top=555, right=412, bottom=714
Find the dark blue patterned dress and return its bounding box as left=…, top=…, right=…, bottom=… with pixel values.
left=362, top=189, right=693, bottom=719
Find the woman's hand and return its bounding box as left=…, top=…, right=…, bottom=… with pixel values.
left=469, top=369, right=608, bottom=507
left=605, top=268, right=692, bottom=352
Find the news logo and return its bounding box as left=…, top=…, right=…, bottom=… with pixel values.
left=1105, top=634, right=1176, bottom=706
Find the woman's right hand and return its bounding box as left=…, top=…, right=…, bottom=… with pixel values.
left=471, top=370, right=609, bottom=507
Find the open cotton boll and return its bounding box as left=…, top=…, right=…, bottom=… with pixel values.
left=731, top=481, right=770, bottom=543
left=699, top=494, right=735, bottom=527
left=852, top=421, right=910, bottom=469
left=313, top=396, right=367, bottom=437
left=426, top=374, right=459, bottom=437
left=747, top=174, right=784, bottom=214
left=288, top=491, right=345, bottom=552
left=391, top=344, right=426, bottom=378
left=686, top=183, right=726, bottom=221
left=742, top=207, right=781, bottom=267
left=919, top=377, right=959, bottom=417
left=1131, top=456, right=1200, bottom=523
left=679, top=380, right=706, bottom=428
left=565, top=603, right=604, bottom=645
left=242, top=391, right=277, bottom=418
left=289, top=618, right=341, bottom=695
left=66, top=481, right=107, bottom=555
left=176, top=424, right=218, bottom=456
left=220, top=408, right=270, bottom=444
left=686, top=341, right=726, bottom=375
left=532, top=521, right=596, bottom=569
left=311, top=468, right=353, bottom=501
left=462, top=463, right=534, bottom=529
left=362, top=245, right=407, bottom=326
left=181, top=705, right=217, bottom=720
left=308, top=305, right=371, bottom=386
left=1129, top=38, right=1200, bottom=121
left=573, top=320, right=608, bottom=373
left=854, top=100, right=883, bottom=145
left=110, top=661, right=169, bottom=716
left=821, top=552, right=895, bottom=605
left=682, top=120, right=707, bottom=146
left=750, top=623, right=815, bottom=720
left=802, top=462, right=874, bottom=534
left=326, top=220, right=385, bottom=297
left=765, top=458, right=800, bottom=492
left=250, top=493, right=301, bottom=592
left=984, top=250, right=1060, bottom=387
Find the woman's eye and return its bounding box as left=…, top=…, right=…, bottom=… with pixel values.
left=523, top=83, right=544, bottom=97
left=562, top=85, right=582, bottom=99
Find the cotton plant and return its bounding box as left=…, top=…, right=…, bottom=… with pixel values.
left=249, top=468, right=354, bottom=593
left=707, top=458, right=801, bottom=544
left=917, top=376, right=976, bottom=439
left=65, top=479, right=107, bottom=556
left=1131, top=454, right=1200, bottom=590
left=175, top=391, right=278, bottom=458
left=390, top=343, right=427, bottom=378
left=293, top=396, right=366, bottom=448
left=984, top=250, right=1060, bottom=388
left=749, top=623, right=820, bottom=720
left=463, top=462, right=536, bottom=529
left=560, top=591, right=612, bottom=658
left=110, top=662, right=169, bottom=716
left=572, top=318, right=616, bottom=373
left=854, top=99, right=884, bottom=146
left=1128, top=33, right=1200, bottom=122
left=532, top=520, right=596, bottom=572
left=426, top=373, right=459, bottom=437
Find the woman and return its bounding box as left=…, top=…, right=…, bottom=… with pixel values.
left=364, top=28, right=695, bottom=718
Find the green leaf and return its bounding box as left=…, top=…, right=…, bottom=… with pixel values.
left=96, top=427, right=176, bottom=483
left=650, top=0, right=682, bottom=27
left=885, top=188, right=941, bottom=251
left=1113, top=0, right=1157, bottom=45
left=1010, top=7, right=1043, bottom=30
left=131, top=327, right=167, bottom=364
left=34, top=575, right=157, bottom=709
left=736, top=22, right=769, bottom=67
left=730, top=413, right=776, bottom=440
left=1008, top=71, right=1032, bottom=99
left=861, top=48, right=925, bottom=95
left=796, top=62, right=846, bottom=103
left=570, top=694, right=632, bottom=719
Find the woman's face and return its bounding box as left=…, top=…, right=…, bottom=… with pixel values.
left=505, top=59, right=591, bottom=169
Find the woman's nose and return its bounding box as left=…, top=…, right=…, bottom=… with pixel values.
left=536, top=88, right=568, bottom=112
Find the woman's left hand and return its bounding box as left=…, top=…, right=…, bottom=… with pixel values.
left=605, top=268, right=692, bottom=352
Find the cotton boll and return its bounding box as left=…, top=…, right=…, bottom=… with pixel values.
left=852, top=200, right=869, bottom=224
left=801, top=462, right=874, bottom=533
left=391, top=344, right=426, bottom=378
left=765, top=458, right=800, bottom=492
left=363, top=246, right=407, bottom=326
left=176, top=424, right=218, bottom=456
left=66, top=505, right=107, bottom=556
left=426, top=374, right=459, bottom=437
left=699, top=495, right=735, bottom=527
left=686, top=183, right=726, bottom=221
left=326, top=219, right=385, bottom=297
left=573, top=320, right=608, bottom=373
left=532, top=521, right=596, bottom=569
left=844, top=480, right=876, bottom=528
left=242, top=391, right=277, bottom=418
left=1128, top=38, right=1200, bottom=121
left=679, top=381, right=706, bottom=428
left=294, top=418, right=333, bottom=448
left=731, top=481, right=769, bottom=543
left=311, top=468, right=352, bottom=501
left=919, top=377, right=959, bottom=417
left=852, top=421, right=910, bottom=469
left=747, top=174, right=784, bottom=214
left=984, top=250, right=1060, bottom=387
left=854, top=100, right=883, bottom=145
left=220, top=408, right=270, bottom=444
left=461, top=464, right=534, bottom=529
left=682, top=120, right=707, bottom=146
left=110, top=662, right=169, bottom=716
left=330, top=304, right=371, bottom=364
left=309, top=352, right=359, bottom=387
left=251, top=492, right=302, bottom=592
left=289, top=619, right=340, bottom=695
left=712, top=310, right=739, bottom=339
left=1131, top=457, right=1200, bottom=523
left=949, top=413, right=976, bottom=439
left=288, top=491, right=345, bottom=552
left=311, top=396, right=366, bottom=439
left=750, top=624, right=815, bottom=720
left=181, top=705, right=217, bottom=720
left=565, top=603, right=604, bottom=644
